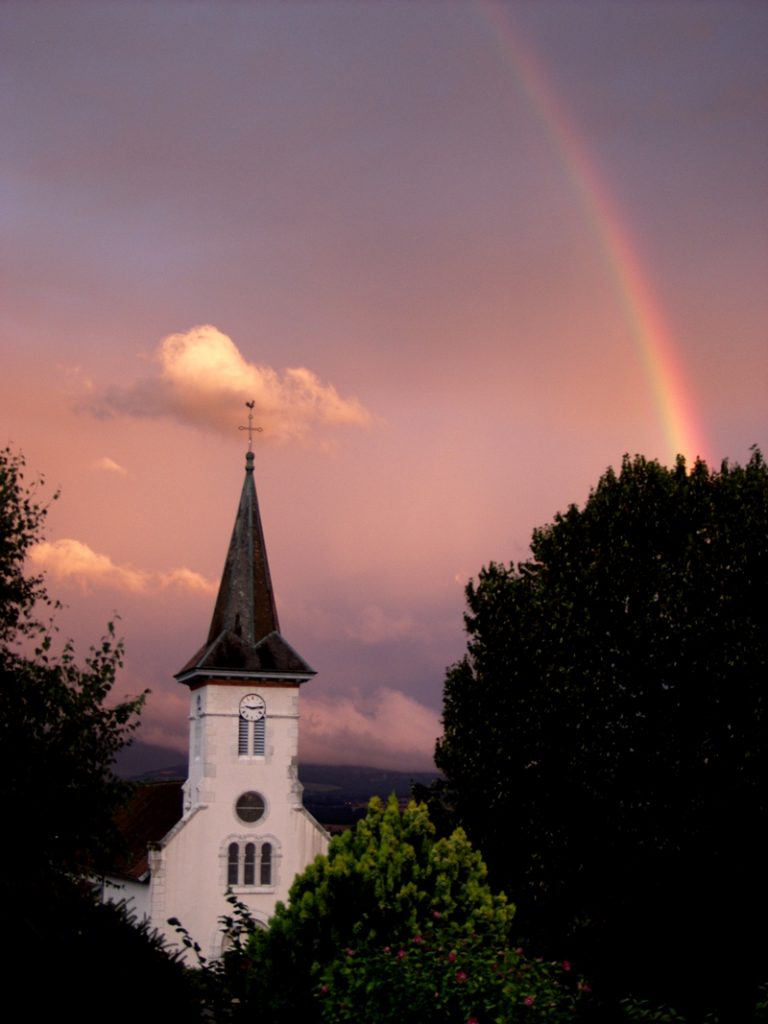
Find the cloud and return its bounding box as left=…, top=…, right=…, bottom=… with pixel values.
left=93, top=456, right=127, bottom=475
left=133, top=687, right=190, bottom=753
left=160, top=566, right=218, bottom=594
left=86, top=324, right=371, bottom=441
left=299, top=688, right=439, bottom=770
left=29, top=539, right=217, bottom=595
left=125, top=686, right=439, bottom=772
left=346, top=604, right=415, bottom=644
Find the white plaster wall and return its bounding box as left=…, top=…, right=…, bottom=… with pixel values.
left=101, top=875, right=152, bottom=921
left=150, top=680, right=328, bottom=959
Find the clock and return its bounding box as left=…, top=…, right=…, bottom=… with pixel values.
left=239, top=693, right=266, bottom=721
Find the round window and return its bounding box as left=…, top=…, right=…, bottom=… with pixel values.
left=236, top=791, right=266, bottom=823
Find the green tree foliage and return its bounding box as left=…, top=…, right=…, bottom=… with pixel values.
left=434, top=449, right=768, bottom=1019
left=319, top=922, right=580, bottom=1024
left=0, top=448, right=154, bottom=1013
left=241, top=796, right=582, bottom=1023
left=0, top=448, right=146, bottom=887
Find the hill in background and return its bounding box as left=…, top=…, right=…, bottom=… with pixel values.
left=116, top=741, right=439, bottom=829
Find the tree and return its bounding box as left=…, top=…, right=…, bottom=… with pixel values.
left=237, top=796, right=582, bottom=1023
left=0, top=449, right=207, bottom=1022
left=0, top=449, right=146, bottom=964
left=434, top=449, right=768, bottom=1019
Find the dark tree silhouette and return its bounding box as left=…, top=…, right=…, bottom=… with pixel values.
left=435, top=449, right=768, bottom=1019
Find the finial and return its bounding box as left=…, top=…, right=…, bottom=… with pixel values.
left=239, top=400, right=263, bottom=456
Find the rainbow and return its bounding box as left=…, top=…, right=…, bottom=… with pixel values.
left=478, top=1, right=709, bottom=465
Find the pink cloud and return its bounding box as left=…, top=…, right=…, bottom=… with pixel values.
left=132, top=687, right=189, bottom=753
left=299, top=688, right=439, bottom=770
left=346, top=604, right=415, bottom=644
left=86, top=325, right=371, bottom=441
left=128, top=686, right=438, bottom=771
left=93, top=456, right=127, bottom=475
left=29, top=538, right=217, bottom=596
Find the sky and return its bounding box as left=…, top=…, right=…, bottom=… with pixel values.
left=2, top=1, right=766, bottom=771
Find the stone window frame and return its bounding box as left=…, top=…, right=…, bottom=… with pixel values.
left=223, top=836, right=278, bottom=890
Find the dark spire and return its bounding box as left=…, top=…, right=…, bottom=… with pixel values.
left=176, top=448, right=315, bottom=684
left=207, top=449, right=280, bottom=645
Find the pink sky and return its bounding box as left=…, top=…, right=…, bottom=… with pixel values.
left=3, top=2, right=766, bottom=770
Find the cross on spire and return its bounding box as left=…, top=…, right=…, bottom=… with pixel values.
left=239, top=400, right=263, bottom=451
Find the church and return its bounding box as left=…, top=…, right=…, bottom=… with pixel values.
left=104, top=433, right=329, bottom=958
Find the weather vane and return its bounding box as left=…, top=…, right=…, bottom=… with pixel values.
left=238, top=400, right=263, bottom=451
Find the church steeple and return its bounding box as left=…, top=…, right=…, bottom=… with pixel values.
left=207, top=449, right=280, bottom=646
left=176, top=447, right=315, bottom=686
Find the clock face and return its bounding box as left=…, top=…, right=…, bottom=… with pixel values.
left=239, top=693, right=266, bottom=721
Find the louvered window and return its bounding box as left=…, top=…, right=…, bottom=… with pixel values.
left=238, top=716, right=266, bottom=756
left=238, top=717, right=249, bottom=754
left=252, top=718, right=265, bottom=755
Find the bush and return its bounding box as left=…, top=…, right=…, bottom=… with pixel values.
left=235, top=796, right=583, bottom=1022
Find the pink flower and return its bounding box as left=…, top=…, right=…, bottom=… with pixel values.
left=467, top=1018, right=479, bottom=1024
left=515, top=946, right=524, bottom=955
left=397, top=949, right=407, bottom=960
left=562, top=960, right=572, bottom=972
left=345, top=947, right=355, bottom=957
left=455, top=970, right=468, bottom=984
left=319, top=984, right=329, bottom=996
left=524, top=995, right=535, bottom=1006
left=413, top=934, right=424, bottom=944
left=432, top=910, right=442, bottom=920
left=383, top=946, right=391, bottom=954
left=447, top=950, right=457, bottom=963
left=578, top=980, right=592, bottom=994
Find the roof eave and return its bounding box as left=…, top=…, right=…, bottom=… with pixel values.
left=175, top=666, right=316, bottom=686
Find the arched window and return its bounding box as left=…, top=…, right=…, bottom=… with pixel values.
left=225, top=840, right=276, bottom=888
left=227, top=842, right=239, bottom=886
left=260, top=842, right=272, bottom=885
left=243, top=843, right=256, bottom=885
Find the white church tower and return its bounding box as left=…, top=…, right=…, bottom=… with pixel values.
left=140, top=439, right=328, bottom=957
